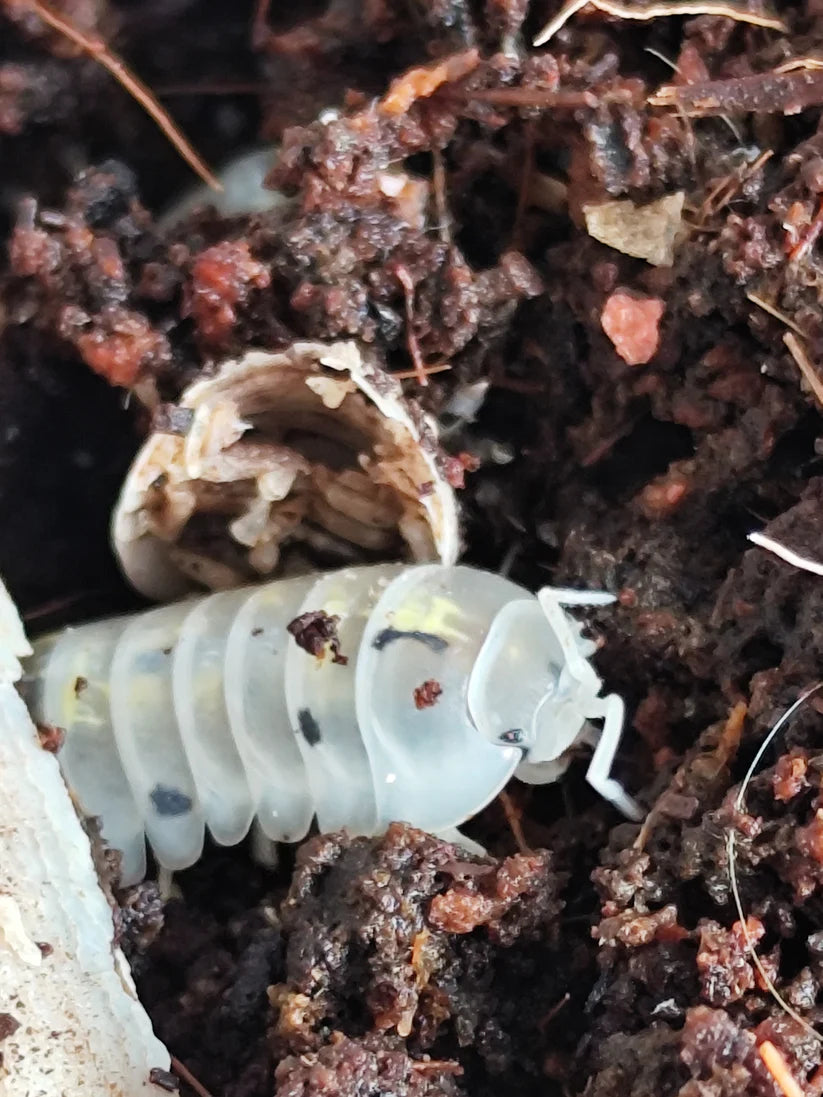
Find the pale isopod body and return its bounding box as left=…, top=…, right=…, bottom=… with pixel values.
left=23, top=564, right=641, bottom=885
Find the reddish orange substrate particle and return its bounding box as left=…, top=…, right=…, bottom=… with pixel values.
left=773, top=751, right=809, bottom=801
left=414, top=680, right=442, bottom=710
left=187, top=240, right=270, bottom=347
left=381, top=50, right=480, bottom=115
left=637, top=468, right=692, bottom=518
left=601, top=289, right=665, bottom=366
left=76, top=312, right=169, bottom=388
left=442, top=452, right=480, bottom=489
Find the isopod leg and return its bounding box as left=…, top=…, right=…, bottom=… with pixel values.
left=536, top=587, right=600, bottom=684
left=582, top=694, right=643, bottom=820
left=249, top=818, right=279, bottom=869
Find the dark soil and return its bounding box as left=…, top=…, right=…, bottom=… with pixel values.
left=7, top=1, right=823, bottom=1095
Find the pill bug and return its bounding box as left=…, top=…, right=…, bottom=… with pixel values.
left=23, top=561, right=641, bottom=886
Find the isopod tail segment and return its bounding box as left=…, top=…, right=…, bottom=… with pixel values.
left=21, top=564, right=641, bottom=885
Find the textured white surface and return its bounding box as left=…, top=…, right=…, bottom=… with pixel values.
left=112, top=341, right=460, bottom=601
left=0, top=577, right=170, bottom=1096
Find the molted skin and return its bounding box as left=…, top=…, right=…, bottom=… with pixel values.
left=23, top=564, right=640, bottom=885
left=112, top=341, right=460, bottom=601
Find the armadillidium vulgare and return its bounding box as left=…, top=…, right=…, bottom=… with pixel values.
left=23, top=562, right=640, bottom=885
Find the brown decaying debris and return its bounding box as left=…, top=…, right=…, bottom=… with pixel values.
left=5, top=0, right=221, bottom=190
left=287, top=610, right=348, bottom=666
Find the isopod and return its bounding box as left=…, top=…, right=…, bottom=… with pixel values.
left=23, top=561, right=641, bottom=886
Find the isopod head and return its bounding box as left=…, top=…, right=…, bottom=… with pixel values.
left=112, top=340, right=460, bottom=601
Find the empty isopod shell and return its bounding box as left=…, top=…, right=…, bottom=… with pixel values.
left=23, top=561, right=638, bottom=885
left=112, top=340, right=460, bottom=601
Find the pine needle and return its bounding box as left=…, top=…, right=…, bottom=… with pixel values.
left=746, top=292, right=807, bottom=338
left=784, top=332, right=823, bottom=409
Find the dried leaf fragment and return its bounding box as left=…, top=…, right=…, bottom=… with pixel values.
left=583, top=192, right=685, bottom=267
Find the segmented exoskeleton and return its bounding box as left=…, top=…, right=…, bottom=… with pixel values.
left=24, top=563, right=640, bottom=885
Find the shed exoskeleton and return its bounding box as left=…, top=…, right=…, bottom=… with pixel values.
left=23, top=563, right=640, bottom=885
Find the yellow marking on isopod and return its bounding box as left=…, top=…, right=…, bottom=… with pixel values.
left=389, top=594, right=468, bottom=644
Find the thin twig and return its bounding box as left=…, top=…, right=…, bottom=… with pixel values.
left=784, top=332, right=823, bottom=409
left=534, top=0, right=786, bottom=48
left=650, top=69, right=823, bottom=115
left=727, top=682, right=823, bottom=1045
left=170, top=1056, right=215, bottom=1097
left=789, top=197, right=823, bottom=263
left=391, top=362, right=452, bottom=380
left=499, top=789, right=531, bottom=854
left=19, top=0, right=221, bottom=191
left=698, top=149, right=772, bottom=221
left=536, top=992, right=571, bottom=1031
left=461, top=86, right=599, bottom=108
left=251, top=0, right=272, bottom=49
left=432, top=148, right=451, bottom=244
left=511, top=122, right=535, bottom=251
left=22, top=589, right=107, bottom=622
left=394, top=265, right=429, bottom=387
left=746, top=292, right=807, bottom=338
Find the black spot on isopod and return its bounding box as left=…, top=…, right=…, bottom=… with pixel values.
left=149, top=784, right=193, bottom=817
left=162, top=647, right=172, bottom=656
left=499, top=728, right=525, bottom=745
left=251, top=627, right=263, bottom=636
left=371, top=627, right=448, bottom=653
left=74, top=675, right=88, bottom=697
left=297, top=708, right=322, bottom=746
